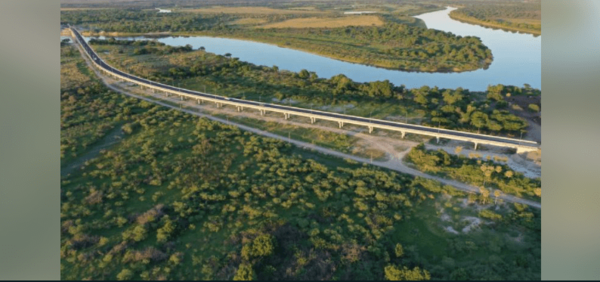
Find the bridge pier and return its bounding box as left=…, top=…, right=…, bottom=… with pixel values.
left=401, top=131, right=405, bottom=139
left=180, top=96, right=184, bottom=101
left=474, top=142, right=478, bottom=150
left=197, top=99, right=200, bottom=104
left=237, top=106, right=243, bottom=112
left=310, top=117, right=316, bottom=124
left=436, top=136, right=440, bottom=143
left=284, top=113, right=291, bottom=120
left=338, top=121, right=344, bottom=128
left=368, top=126, right=373, bottom=134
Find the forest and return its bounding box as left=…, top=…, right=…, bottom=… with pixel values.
left=89, top=38, right=532, bottom=137
left=62, top=7, right=493, bottom=72
left=61, top=42, right=540, bottom=280
left=449, top=1, right=541, bottom=35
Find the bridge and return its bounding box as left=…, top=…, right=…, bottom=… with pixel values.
left=70, top=27, right=540, bottom=153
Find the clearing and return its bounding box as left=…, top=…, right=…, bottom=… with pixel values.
left=182, top=6, right=326, bottom=15
left=258, top=15, right=384, bottom=29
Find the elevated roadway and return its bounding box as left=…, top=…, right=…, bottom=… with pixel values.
left=70, top=27, right=540, bottom=153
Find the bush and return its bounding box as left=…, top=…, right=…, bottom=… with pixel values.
left=233, top=264, right=255, bottom=281
left=116, top=269, right=134, bottom=280
left=528, top=104, right=540, bottom=112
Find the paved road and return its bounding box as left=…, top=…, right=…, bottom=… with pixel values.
left=71, top=27, right=539, bottom=149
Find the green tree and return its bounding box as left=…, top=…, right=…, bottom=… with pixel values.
left=233, top=264, right=255, bottom=281
left=384, top=265, right=431, bottom=281
left=251, top=234, right=275, bottom=257
left=394, top=243, right=404, bottom=258
left=116, top=269, right=134, bottom=281
left=528, top=104, right=540, bottom=112
left=470, top=112, right=489, bottom=133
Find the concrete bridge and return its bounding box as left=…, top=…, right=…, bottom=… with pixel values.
left=70, top=27, right=540, bottom=154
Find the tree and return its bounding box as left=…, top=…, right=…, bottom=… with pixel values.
left=384, top=265, right=430, bottom=281
left=494, top=189, right=502, bottom=205
left=116, top=269, right=134, bottom=281
left=480, top=164, right=494, bottom=186
left=394, top=243, right=404, bottom=257
left=442, top=90, right=463, bottom=105
left=131, top=225, right=147, bottom=242
left=233, top=264, right=255, bottom=281
left=534, top=188, right=541, bottom=197
left=298, top=69, right=310, bottom=79
left=242, top=234, right=276, bottom=260
left=528, top=104, right=540, bottom=112
left=479, top=187, right=490, bottom=204
left=470, top=112, right=489, bottom=133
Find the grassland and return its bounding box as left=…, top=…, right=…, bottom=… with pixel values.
left=448, top=2, right=541, bottom=36
left=229, top=17, right=268, bottom=26
left=182, top=6, right=326, bottom=15
left=449, top=12, right=541, bottom=36
left=258, top=15, right=384, bottom=28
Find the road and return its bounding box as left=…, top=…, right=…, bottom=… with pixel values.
left=70, top=27, right=539, bottom=152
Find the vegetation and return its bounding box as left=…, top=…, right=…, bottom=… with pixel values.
left=449, top=1, right=541, bottom=35
left=89, top=39, right=534, bottom=137
left=257, top=15, right=384, bottom=28
left=61, top=43, right=540, bottom=280
left=406, top=144, right=541, bottom=200
left=201, top=23, right=493, bottom=72
left=63, top=5, right=494, bottom=72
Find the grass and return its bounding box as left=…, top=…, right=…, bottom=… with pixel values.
left=182, top=6, right=326, bottom=15
left=449, top=11, right=541, bottom=36
left=258, top=15, right=384, bottom=29
left=230, top=18, right=268, bottom=26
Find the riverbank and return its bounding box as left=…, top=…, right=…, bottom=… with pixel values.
left=449, top=10, right=541, bottom=36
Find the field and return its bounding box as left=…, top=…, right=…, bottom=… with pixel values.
left=258, top=15, right=384, bottom=29
left=449, top=12, right=541, bottom=35
left=448, top=1, right=541, bottom=36
left=229, top=18, right=268, bottom=26
left=183, top=6, right=326, bottom=15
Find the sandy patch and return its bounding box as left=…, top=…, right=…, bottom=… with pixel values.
left=445, top=226, right=460, bottom=234
left=461, top=216, right=483, bottom=233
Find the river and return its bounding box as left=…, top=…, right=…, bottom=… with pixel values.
left=82, top=7, right=541, bottom=91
